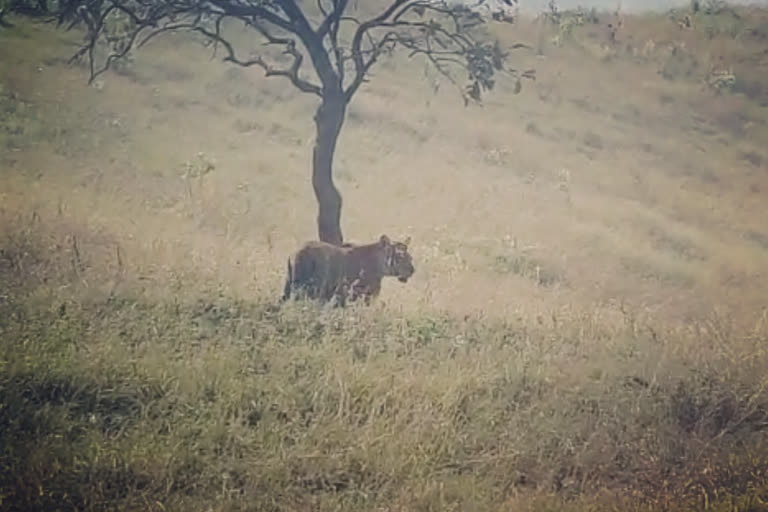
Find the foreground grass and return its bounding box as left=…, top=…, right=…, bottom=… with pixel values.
left=2, top=227, right=768, bottom=511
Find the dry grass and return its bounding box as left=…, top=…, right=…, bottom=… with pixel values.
left=2, top=3, right=768, bottom=510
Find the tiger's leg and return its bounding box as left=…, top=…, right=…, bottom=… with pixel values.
left=338, top=279, right=355, bottom=307
left=348, top=278, right=364, bottom=303
left=364, top=281, right=381, bottom=305
left=331, top=281, right=349, bottom=308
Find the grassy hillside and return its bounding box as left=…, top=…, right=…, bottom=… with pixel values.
left=1, top=2, right=768, bottom=510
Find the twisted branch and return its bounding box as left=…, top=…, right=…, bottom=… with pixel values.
left=21, top=0, right=531, bottom=105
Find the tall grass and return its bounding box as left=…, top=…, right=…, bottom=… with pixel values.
left=2, top=222, right=768, bottom=511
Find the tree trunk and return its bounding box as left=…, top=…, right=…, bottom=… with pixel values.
left=312, top=94, right=346, bottom=246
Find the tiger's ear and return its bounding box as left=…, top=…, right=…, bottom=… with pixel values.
left=379, top=234, right=391, bottom=246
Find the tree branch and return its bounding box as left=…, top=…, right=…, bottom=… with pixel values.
left=207, top=0, right=293, bottom=32
left=140, top=16, right=322, bottom=96
left=344, top=31, right=399, bottom=100
left=276, top=0, right=341, bottom=92
left=346, top=2, right=466, bottom=101
left=16, top=0, right=531, bottom=106
left=325, top=0, right=348, bottom=79
left=316, top=0, right=329, bottom=18
left=346, top=1, right=406, bottom=99
left=316, top=0, right=347, bottom=38
left=341, top=1, right=533, bottom=104
left=62, top=0, right=323, bottom=96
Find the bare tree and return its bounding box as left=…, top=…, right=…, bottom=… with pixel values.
left=21, top=0, right=534, bottom=245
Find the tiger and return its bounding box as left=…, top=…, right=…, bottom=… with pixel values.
left=281, top=234, right=415, bottom=307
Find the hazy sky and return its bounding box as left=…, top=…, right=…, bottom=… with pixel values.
left=517, top=0, right=768, bottom=13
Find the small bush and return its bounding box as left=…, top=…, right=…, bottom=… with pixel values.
left=493, top=252, right=563, bottom=287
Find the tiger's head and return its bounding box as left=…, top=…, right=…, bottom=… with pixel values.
left=379, top=234, right=415, bottom=283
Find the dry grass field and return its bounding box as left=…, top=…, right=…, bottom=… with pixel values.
left=1, top=2, right=768, bottom=510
